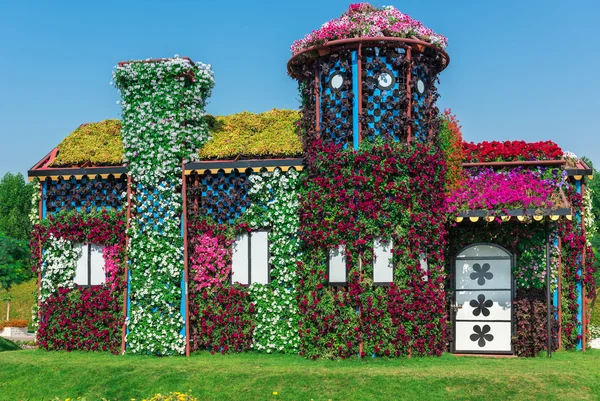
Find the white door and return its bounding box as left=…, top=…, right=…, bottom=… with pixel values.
left=454, top=244, right=513, bottom=353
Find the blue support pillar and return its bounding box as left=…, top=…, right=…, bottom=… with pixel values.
left=352, top=50, right=359, bottom=151
left=553, top=237, right=559, bottom=320
left=42, top=180, right=47, bottom=219
left=126, top=269, right=131, bottom=337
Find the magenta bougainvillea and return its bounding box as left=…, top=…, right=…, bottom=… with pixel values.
left=447, top=168, right=561, bottom=213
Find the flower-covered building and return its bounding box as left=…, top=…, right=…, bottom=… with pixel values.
left=28, top=4, right=594, bottom=357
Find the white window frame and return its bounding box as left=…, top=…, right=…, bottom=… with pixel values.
left=231, top=230, right=270, bottom=286
left=373, top=239, right=394, bottom=285
left=74, top=243, right=106, bottom=287
left=327, top=245, right=347, bottom=286
left=419, top=253, right=428, bottom=281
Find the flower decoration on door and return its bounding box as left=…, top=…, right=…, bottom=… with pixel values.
left=470, top=263, right=493, bottom=285
left=470, top=324, right=494, bottom=347
left=470, top=294, right=493, bottom=317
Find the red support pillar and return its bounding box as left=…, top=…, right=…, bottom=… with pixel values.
left=314, top=63, right=321, bottom=138
left=36, top=181, right=43, bottom=322
left=406, top=47, right=412, bottom=144
left=182, top=162, right=191, bottom=357
left=557, top=237, right=563, bottom=349
left=581, top=179, right=587, bottom=352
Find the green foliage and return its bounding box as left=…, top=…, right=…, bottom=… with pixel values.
left=0, top=236, right=31, bottom=292
left=199, top=109, right=302, bottom=159
left=50, top=120, right=124, bottom=167
left=437, top=111, right=464, bottom=192
left=582, top=156, right=600, bottom=281
left=0, top=172, right=34, bottom=241
left=0, top=337, right=21, bottom=352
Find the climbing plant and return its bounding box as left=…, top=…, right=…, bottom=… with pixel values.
left=114, top=56, right=215, bottom=355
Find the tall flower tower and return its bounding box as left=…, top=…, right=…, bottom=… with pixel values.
left=288, top=4, right=452, bottom=358
left=114, top=57, right=215, bottom=355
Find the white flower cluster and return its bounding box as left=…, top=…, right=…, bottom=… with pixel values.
left=40, top=235, right=80, bottom=304
left=584, top=184, right=596, bottom=246
left=113, top=56, right=215, bottom=187
left=29, top=179, right=41, bottom=224
left=114, top=56, right=214, bottom=355
left=245, top=169, right=302, bottom=353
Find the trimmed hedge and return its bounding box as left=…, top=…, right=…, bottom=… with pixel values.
left=199, top=109, right=302, bottom=160
left=50, top=120, right=124, bottom=167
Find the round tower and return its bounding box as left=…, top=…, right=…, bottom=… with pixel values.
left=290, top=4, right=452, bottom=358
left=288, top=3, right=449, bottom=149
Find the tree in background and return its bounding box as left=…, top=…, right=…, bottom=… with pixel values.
left=0, top=173, right=34, bottom=242
left=0, top=172, right=34, bottom=320
left=0, top=236, right=30, bottom=320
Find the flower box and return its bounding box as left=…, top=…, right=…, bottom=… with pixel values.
left=0, top=326, right=29, bottom=337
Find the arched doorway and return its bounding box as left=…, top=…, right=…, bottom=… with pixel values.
left=452, top=244, right=514, bottom=354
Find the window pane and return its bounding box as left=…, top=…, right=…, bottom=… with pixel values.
left=373, top=239, right=393, bottom=284
left=251, top=231, right=269, bottom=285
left=73, top=243, right=88, bottom=286
left=419, top=253, right=428, bottom=281
left=328, top=245, right=346, bottom=284
left=232, top=233, right=249, bottom=285
left=90, top=244, right=106, bottom=286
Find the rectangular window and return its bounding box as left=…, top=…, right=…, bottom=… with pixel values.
left=373, top=239, right=393, bottom=284
left=73, top=243, right=106, bottom=287
left=231, top=230, right=269, bottom=285
left=419, top=253, right=428, bottom=281
left=327, top=245, right=346, bottom=285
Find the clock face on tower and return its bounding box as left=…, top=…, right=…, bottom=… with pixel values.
left=377, top=71, right=395, bottom=90
left=330, top=73, right=344, bottom=91
left=416, top=79, right=426, bottom=96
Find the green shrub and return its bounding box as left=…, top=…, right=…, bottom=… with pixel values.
left=0, top=337, right=21, bottom=352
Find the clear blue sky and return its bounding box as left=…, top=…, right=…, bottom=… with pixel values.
left=1, top=0, right=599, bottom=177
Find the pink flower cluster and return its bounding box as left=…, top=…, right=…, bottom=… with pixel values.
left=447, top=169, right=558, bottom=212
left=103, top=244, right=124, bottom=291
left=190, top=233, right=232, bottom=290
left=291, top=3, right=448, bottom=55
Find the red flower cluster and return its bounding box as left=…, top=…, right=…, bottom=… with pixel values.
left=462, top=140, right=563, bottom=163
left=32, top=211, right=126, bottom=353
left=299, top=140, right=448, bottom=358
left=558, top=186, right=589, bottom=349
left=37, top=287, right=124, bottom=353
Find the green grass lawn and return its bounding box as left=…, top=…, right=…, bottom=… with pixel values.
left=1, top=350, right=599, bottom=401
left=0, top=279, right=36, bottom=326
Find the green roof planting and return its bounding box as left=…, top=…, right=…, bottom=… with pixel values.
left=50, top=120, right=123, bottom=167
left=47, top=109, right=303, bottom=168
left=199, top=109, right=302, bottom=160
